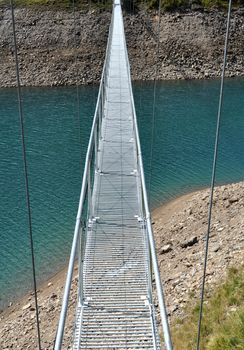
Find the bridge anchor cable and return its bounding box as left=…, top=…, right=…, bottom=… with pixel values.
left=196, top=0, right=232, bottom=349
left=10, top=0, right=42, bottom=349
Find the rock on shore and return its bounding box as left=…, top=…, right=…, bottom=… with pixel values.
left=0, top=267, right=78, bottom=349
left=0, top=6, right=244, bottom=87
left=0, top=182, right=243, bottom=349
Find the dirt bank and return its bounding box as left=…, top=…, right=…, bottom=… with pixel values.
left=153, top=181, right=244, bottom=320
left=0, top=6, right=244, bottom=87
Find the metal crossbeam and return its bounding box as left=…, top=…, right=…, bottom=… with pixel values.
left=54, top=1, right=172, bottom=349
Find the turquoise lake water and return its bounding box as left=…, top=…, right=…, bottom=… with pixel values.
left=0, top=79, right=244, bottom=309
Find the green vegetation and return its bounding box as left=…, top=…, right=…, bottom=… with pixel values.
left=172, top=265, right=244, bottom=350
left=142, top=0, right=244, bottom=10
left=1, top=0, right=243, bottom=10
left=0, top=0, right=113, bottom=10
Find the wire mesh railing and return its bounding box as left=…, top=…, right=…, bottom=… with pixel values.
left=120, top=5, right=173, bottom=350
left=53, top=6, right=114, bottom=350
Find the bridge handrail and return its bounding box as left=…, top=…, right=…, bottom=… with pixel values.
left=130, top=82, right=173, bottom=350
left=54, top=6, right=115, bottom=350
left=121, top=10, right=173, bottom=350
left=54, top=1, right=173, bottom=348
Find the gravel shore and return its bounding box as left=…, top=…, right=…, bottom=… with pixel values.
left=0, top=181, right=243, bottom=349
left=153, top=181, right=244, bottom=321
left=0, top=6, right=244, bottom=87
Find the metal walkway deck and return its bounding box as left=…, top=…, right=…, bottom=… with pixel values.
left=74, top=3, right=158, bottom=349
left=55, top=1, right=172, bottom=349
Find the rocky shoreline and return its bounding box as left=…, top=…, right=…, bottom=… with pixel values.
left=0, top=6, right=244, bottom=87
left=0, top=181, right=243, bottom=349
left=153, top=181, right=244, bottom=321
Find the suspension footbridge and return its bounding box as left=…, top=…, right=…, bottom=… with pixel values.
left=6, top=0, right=235, bottom=347
left=55, top=0, right=172, bottom=349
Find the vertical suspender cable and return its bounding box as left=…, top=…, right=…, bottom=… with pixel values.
left=72, top=0, right=83, bottom=173
left=196, top=1, right=232, bottom=349
left=148, top=0, right=161, bottom=207
left=10, top=1, right=42, bottom=349
left=139, top=0, right=148, bottom=114
left=138, top=3, right=145, bottom=112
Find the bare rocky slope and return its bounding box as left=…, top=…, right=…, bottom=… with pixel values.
left=153, top=181, right=244, bottom=321
left=0, top=6, right=244, bottom=87
left=0, top=182, right=243, bottom=349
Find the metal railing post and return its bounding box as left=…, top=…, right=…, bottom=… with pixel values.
left=94, top=124, right=98, bottom=171
left=99, top=99, right=102, bottom=139
left=101, top=81, right=104, bottom=115
left=78, top=224, right=83, bottom=305
left=87, top=160, right=92, bottom=216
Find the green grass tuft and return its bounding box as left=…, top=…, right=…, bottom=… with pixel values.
left=172, top=265, right=244, bottom=350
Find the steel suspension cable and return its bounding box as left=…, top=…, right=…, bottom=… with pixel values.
left=72, top=0, right=83, bottom=173
left=196, top=1, right=232, bottom=349
left=9, top=1, right=42, bottom=349
left=138, top=3, right=146, bottom=112
left=139, top=0, right=148, bottom=111
left=148, top=0, right=161, bottom=207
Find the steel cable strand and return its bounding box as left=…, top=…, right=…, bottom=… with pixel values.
left=9, top=0, right=42, bottom=349
left=138, top=8, right=144, bottom=112
left=196, top=1, right=233, bottom=349
left=138, top=0, right=148, bottom=117
left=72, top=0, right=83, bottom=174
left=148, top=0, right=162, bottom=208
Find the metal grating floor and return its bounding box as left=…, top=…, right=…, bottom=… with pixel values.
left=73, top=2, right=160, bottom=349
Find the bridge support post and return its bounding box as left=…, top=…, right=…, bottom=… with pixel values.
left=78, top=224, right=83, bottom=305
left=99, top=99, right=102, bottom=139
left=94, top=124, right=98, bottom=171
left=87, top=161, right=92, bottom=216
